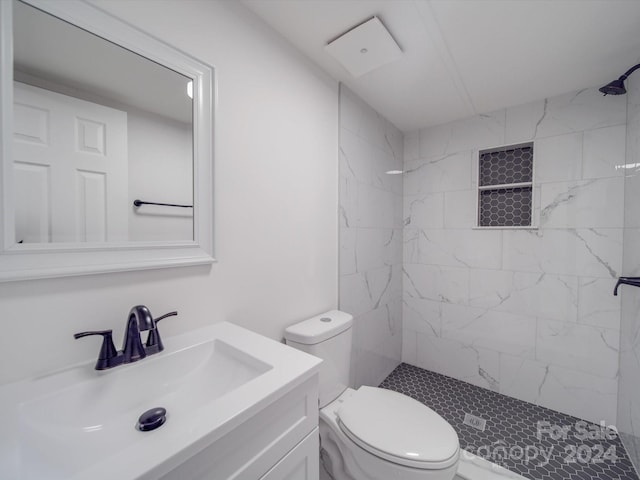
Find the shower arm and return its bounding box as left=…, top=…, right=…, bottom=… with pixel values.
left=618, top=64, right=640, bottom=82
left=613, top=277, right=640, bottom=296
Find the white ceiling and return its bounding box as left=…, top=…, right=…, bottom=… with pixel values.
left=243, top=0, right=640, bottom=133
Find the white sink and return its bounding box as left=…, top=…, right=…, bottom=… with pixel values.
left=0, top=322, right=322, bottom=480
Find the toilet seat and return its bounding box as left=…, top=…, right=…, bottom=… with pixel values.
left=337, top=386, right=459, bottom=470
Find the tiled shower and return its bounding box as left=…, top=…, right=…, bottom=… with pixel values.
left=339, top=74, right=640, bottom=474
left=402, top=86, right=625, bottom=426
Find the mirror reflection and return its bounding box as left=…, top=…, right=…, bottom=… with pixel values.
left=12, top=0, right=194, bottom=244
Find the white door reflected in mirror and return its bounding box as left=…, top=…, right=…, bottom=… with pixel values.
left=14, top=82, right=129, bottom=243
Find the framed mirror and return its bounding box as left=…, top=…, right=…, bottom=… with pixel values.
left=0, top=0, right=215, bottom=281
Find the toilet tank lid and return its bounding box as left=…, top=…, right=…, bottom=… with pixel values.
left=284, top=310, right=353, bottom=345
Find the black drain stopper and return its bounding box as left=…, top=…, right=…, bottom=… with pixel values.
left=137, top=407, right=167, bottom=432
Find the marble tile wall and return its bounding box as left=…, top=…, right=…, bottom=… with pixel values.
left=618, top=73, right=640, bottom=470
left=402, top=87, right=627, bottom=425
left=339, top=85, right=403, bottom=388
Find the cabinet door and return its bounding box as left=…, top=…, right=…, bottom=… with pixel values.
left=260, top=429, right=319, bottom=480
left=157, top=376, right=319, bottom=480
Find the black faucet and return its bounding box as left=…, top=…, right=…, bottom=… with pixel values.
left=122, top=305, right=154, bottom=363
left=74, top=306, right=178, bottom=370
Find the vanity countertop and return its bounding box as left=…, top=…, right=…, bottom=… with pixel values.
left=0, top=321, right=322, bottom=480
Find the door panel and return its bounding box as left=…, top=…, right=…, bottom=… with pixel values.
left=14, top=162, right=49, bottom=243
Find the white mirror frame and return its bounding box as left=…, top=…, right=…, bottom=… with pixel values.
left=0, top=0, right=215, bottom=282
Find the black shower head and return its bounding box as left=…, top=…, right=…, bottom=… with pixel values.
left=599, top=78, right=627, bottom=96
left=600, top=63, right=640, bottom=96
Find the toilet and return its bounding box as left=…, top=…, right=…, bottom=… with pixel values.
left=284, top=310, right=460, bottom=480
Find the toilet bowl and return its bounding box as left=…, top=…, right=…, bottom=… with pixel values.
left=320, top=387, right=459, bottom=480
left=284, top=310, right=460, bottom=480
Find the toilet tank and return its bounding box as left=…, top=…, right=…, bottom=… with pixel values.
left=284, top=310, right=353, bottom=408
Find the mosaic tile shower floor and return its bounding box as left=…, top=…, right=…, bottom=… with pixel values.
left=380, top=363, right=639, bottom=480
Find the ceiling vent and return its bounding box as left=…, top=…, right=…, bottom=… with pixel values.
left=325, top=16, right=402, bottom=77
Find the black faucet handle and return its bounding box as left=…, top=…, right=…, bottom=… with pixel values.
left=73, top=330, right=120, bottom=370
left=154, top=311, right=178, bottom=324
left=146, top=311, right=178, bottom=352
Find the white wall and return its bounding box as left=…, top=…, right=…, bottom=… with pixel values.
left=0, top=0, right=339, bottom=386
left=127, top=110, right=193, bottom=242
left=339, top=86, right=403, bottom=388
left=402, top=87, right=626, bottom=425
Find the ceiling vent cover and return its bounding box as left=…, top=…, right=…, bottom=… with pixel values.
left=325, top=16, right=402, bottom=77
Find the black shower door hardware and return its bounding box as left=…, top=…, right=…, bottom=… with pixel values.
left=133, top=199, right=193, bottom=208
left=613, top=277, right=640, bottom=295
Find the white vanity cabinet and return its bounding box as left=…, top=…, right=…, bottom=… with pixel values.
left=260, top=429, right=319, bottom=480
left=160, top=375, right=320, bottom=480
left=0, top=322, right=322, bottom=480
